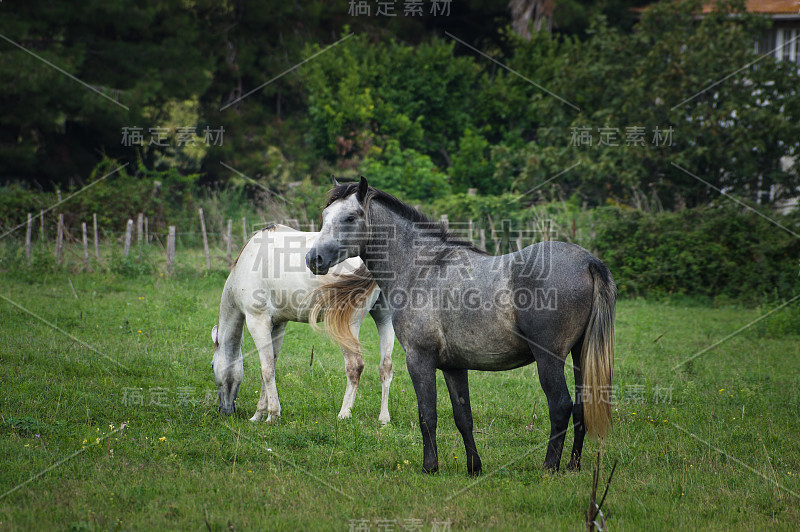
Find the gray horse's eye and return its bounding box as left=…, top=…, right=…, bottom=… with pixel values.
left=346, top=215, right=356, bottom=223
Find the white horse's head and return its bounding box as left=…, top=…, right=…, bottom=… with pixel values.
left=211, top=324, right=243, bottom=415
left=306, top=177, right=370, bottom=275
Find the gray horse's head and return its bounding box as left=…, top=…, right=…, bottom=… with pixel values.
left=210, top=324, right=243, bottom=415
left=306, top=177, right=370, bottom=275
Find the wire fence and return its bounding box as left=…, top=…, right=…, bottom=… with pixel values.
left=5, top=208, right=586, bottom=274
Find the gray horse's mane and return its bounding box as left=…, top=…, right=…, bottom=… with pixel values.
left=326, top=180, right=487, bottom=255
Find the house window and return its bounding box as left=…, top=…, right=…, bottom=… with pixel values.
left=776, top=28, right=800, bottom=63
left=756, top=27, right=800, bottom=64
left=787, top=29, right=798, bottom=62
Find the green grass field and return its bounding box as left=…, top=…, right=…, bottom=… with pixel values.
left=1, top=257, right=799, bottom=530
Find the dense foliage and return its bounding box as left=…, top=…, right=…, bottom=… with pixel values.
left=1, top=0, right=798, bottom=302
left=593, top=205, right=800, bottom=301
left=2, top=0, right=798, bottom=206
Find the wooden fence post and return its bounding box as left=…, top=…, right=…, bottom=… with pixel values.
left=468, top=219, right=473, bottom=242
left=199, top=208, right=210, bottom=269
left=82, top=222, right=89, bottom=271
left=487, top=215, right=498, bottom=246
left=55, top=214, right=64, bottom=264
left=144, top=217, right=149, bottom=248
left=93, top=214, right=100, bottom=260
left=440, top=214, right=449, bottom=231
left=136, top=213, right=143, bottom=245
left=166, top=226, right=176, bottom=273
left=123, top=219, right=133, bottom=257
left=39, top=210, right=45, bottom=241
left=480, top=228, right=486, bottom=251
left=226, top=218, right=233, bottom=268
left=136, top=213, right=144, bottom=259
left=242, top=217, right=247, bottom=244
left=501, top=219, right=511, bottom=255
left=25, top=213, right=32, bottom=265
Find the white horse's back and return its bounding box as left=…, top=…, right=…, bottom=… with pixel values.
left=228, top=224, right=365, bottom=322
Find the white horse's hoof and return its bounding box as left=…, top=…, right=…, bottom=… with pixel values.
left=379, top=415, right=390, bottom=425
left=337, top=411, right=352, bottom=420
left=250, top=412, right=265, bottom=422
left=266, top=413, right=281, bottom=424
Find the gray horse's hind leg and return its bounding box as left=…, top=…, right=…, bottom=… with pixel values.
left=406, top=351, right=439, bottom=473
left=567, top=338, right=586, bottom=471
left=533, top=345, right=572, bottom=471
left=442, top=369, right=482, bottom=477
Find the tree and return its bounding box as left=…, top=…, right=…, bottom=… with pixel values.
left=511, top=0, right=800, bottom=207
left=0, top=0, right=223, bottom=187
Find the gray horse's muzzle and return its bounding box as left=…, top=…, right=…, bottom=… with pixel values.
left=305, top=248, right=331, bottom=275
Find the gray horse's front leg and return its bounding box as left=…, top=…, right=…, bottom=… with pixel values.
left=443, top=369, right=482, bottom=477
left=406, top=351, right=438, bottom=474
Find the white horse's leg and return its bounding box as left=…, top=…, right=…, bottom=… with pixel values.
left=271, top=321, right=287, bottom=359
left=376, top=315, right=395, bottom=425
left=246, top=313, right=281, bottom=423
left=250, top=322, right=286, bottom=422
left=338, top=321, right=364, bottom=420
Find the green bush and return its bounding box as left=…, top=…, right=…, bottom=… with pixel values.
left=0, top=158, right=203, bottom=237
left=301, top=32, right=509, bottom=168
left=73, top=158, right=200, bottom=233
left=593, top=205, right=800, bottom=302
left=109, top=248, right=156, bottom=278
left=450, top=129, right=496, bottom=195
left=429, top=192, right=525, bottom=224
left=0, top=184, right=53, bottom=230
left=751, top=291, right=800, bottom=337
left=359, top=140, right=451, bottom=201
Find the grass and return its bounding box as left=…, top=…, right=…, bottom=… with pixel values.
left=1, top=250, right=799, bottom=530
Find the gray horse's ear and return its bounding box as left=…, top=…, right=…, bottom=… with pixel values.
left=332, top=176, right=340, bottom=186
left=211, top=325, right=218, bottom=345
left=357, top=176, right=369, bottom=203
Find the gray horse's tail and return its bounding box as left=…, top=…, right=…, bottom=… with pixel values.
left=581, top=260, right=617, bottom=439
left=308, top=264, right=377, bottom=353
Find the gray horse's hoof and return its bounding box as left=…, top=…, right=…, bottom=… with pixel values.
left=467, top=456, right=482, bottom=477
left=422, top=464, right=439, bottom=475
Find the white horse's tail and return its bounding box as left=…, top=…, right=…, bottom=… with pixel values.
left=309, top=264, right=377, bottom=353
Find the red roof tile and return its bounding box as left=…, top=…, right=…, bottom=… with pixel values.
left=700, top=0, right=800, bottom=14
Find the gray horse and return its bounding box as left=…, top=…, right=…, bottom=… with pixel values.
left=306, top=178, right=616, bottom=475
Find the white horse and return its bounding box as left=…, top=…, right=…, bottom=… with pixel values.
left=211, top=224, right=395, bottom=424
